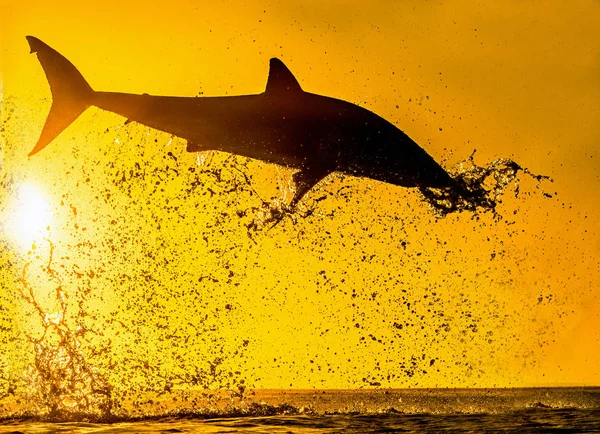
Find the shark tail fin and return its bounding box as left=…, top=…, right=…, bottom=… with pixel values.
left=26, top=36, right=94, bottom=157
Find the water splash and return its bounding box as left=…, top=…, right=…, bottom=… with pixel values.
left=17, top=241, right=114, bottom=420
left=6, top=238, right=254, bottom=422
left=419, top=151, right=553, bottom=218
left=244, top=151, right=553, bottom=230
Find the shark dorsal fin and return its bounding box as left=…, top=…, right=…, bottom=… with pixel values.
left=266, top=58, right=302, bottom=94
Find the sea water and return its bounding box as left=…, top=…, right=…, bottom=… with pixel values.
left=1, top=388, right=600, bottom=432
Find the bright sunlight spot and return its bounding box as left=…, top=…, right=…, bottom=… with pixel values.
left=5, top=182, right=53, bottom=252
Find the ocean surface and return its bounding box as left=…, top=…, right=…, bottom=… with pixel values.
left=1, top=388, right=599, bottom=433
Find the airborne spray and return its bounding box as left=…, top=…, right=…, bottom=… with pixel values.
left=1, top=34, right=586, bottom=428
left=419, top=151, right=553, bottom=218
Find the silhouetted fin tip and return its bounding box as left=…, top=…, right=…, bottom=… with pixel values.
left=266, top=58, right=302, bottom=93
left=26, top=36, right=48, bottom=54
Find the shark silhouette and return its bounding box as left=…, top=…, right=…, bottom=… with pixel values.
left=26, top=36, right=456, bottom=208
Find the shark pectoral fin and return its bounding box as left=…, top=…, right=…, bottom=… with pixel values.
left=289, top=167, right=332, bottom=209
left=265, top=58, right=303, bottom=94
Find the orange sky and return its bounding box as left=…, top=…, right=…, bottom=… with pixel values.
left=1, top=0, right=599, bottom=390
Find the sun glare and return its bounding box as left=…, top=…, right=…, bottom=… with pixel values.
left=5, top=183, right=53, bottom=252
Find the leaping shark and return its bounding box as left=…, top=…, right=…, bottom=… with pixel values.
left=26, top=36, right=456, bottom=208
